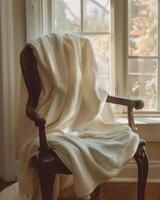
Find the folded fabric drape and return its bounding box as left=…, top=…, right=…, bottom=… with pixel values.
left=0, top=33, right=139, bottom=200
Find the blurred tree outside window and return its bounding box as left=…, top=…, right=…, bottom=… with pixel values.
left=128, top=0, right=159, bottom=111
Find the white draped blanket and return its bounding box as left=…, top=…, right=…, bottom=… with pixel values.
left=0, top=33, right=139, bottom=200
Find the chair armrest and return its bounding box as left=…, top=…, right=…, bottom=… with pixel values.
left=106, top=95, right=144, bottom=110
left=26, top=106, right=46, bottom=127
left=106, top=95, right=144, bottom=131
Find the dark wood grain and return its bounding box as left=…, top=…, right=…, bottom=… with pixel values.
left=58, top=183, right=160, bottom=200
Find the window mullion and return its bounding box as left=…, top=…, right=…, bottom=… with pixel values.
left=123, top=0, right=128, bottom=97
left=114, top=0, right=128, bottom=97
left=111, top=0, right=128, bottom=113
left=81, top=0, right=84, bottom=33
left=51, top=0, right=56, bottom=32
left=82, top=32, right=110, bottom=35
left=128, top=56, right=159, bottom=59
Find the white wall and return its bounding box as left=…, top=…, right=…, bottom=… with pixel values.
left=0, top=2, right=4, bottom=177
left=0, top=0, right=26, bottom=180
left=12, top=0, right=29, bottom=157
left=13, top=0, right=26, bottom=97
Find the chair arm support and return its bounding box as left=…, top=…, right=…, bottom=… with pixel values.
left=26, top=105, right=49, bottom=156
left=106, top=95, right=144, bottom=110
left=106, top=95, right=144, bottom=131
left=26, top=106, right=46, bottom=127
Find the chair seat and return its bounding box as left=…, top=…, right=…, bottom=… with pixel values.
left=31, top=149, right=72, bottom=175
left=31, top=139, right=145, bottom=176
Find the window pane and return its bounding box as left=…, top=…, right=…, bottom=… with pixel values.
left=84, top=0, right=110, bottom=32
left=128, top=0, right=158, bottom=56
left=127, top=58, right=158, bottom=111
left=55, top=0, right=81, bottom=32
left=86, top=35, right=111, bottom=92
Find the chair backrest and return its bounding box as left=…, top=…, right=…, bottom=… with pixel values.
left=20, top=45, right=42, bottom=109
left=20, top=46, right=49, bottom=154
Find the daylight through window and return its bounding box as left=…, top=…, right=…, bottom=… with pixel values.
left=55, top=0, right=111, bottom=92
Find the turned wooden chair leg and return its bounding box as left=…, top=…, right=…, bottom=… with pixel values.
left=90, top=186, right=101, bottom=200
left=31, top=155, right=55, bottom=200
left=134, top=145, right=148, bottom=200
left=37, top=169, right=55, bottom=200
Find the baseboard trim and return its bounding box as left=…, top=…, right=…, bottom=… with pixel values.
left=14, top=159, right=160, bottom=183
left=111, top=160, right=160, bottom=183
left=111, top=178, right=160, bottom=183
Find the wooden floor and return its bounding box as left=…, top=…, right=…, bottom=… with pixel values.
left=99, top=183, right=160, bottom=200
left=0, top=179, right=160, bottom=200
left=58, top=183, right=160, bottom=200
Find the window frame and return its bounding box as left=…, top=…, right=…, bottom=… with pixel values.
left=26, top=0, right=160, bottom=117
left=113, top=0, right=160, bottom=116
left=125, top=0, right=160, bottom=115
left=111, top=0, right=128, bottom=113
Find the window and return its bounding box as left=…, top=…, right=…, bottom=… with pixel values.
left=127, top=0, right=159, bottom=112
left=54, top=0, right=112, bottom=92
left=26, top=0, right=160, bottom=114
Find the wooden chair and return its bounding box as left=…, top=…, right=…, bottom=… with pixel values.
left=20, top=45, right=148, bottom=200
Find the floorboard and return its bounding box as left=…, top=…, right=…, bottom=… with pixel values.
left=58, top=182, right=160, bottom=200
left=0, top=179, right=159, bottom=199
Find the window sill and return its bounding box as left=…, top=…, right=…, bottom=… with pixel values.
left=117, top=116, right=160, bottom=125
left=116, top=116, right=160, bottom=142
